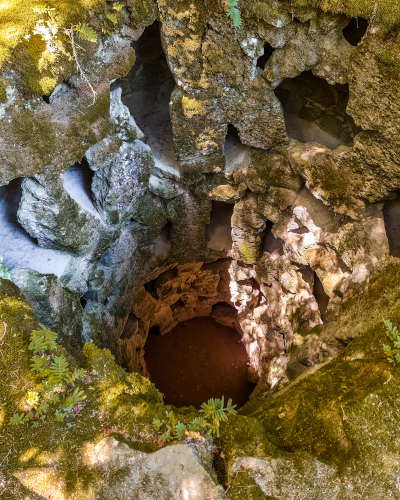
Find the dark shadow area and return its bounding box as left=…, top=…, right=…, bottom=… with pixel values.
left=113, top=22, right=179, bottom=174
left=223, top=123, right=251, bottom=174
left=313, top=272, right=329, bottom=320
left=144, top=316, right=253, bottom=408
left=61, top=158, right=98, bottom=218
left=206, top=201, right=234, bottom=254
left=42, top=94, right=50, bottom=104
left=383, top=194, right=400, bottom=257
left=274, top=71, right=362, bottom=149
left=80, top=296, right=87, bottom=309
left=256, top=42, right=275, bottom=69
left=262, top=220, right=283, bottom=253
left=120, top=314, right=139, bottom=340
left=343, top=17, right=369, bottom=46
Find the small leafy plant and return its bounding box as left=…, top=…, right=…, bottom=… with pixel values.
left=8, top=324, right=86, bottom=427
left=0, top=256, right=10, bottom=286
left=152, top=396, right=237, bottom=443
left=383, top=318, right=400, bottom=365
left=225, top=0, right=242, bottom=27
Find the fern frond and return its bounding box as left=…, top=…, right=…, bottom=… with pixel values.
left=72, top=368, right=86, bottom=381
left=50, top=355, right=71, bottom=384
left=74, top=23, right=97, bottom=43
left=29, top=332, right=47, bottom=353
left=9, top=413, right=25, bottom=425
left=175, top=422, right=187, bottom=440
left=63, top=388, right=86, bottom=410
left=227, top=7, right=242, bottom=27
left=30, top=354, right=48, bottom=373
left=106, top=12, right=118, bottom=24
left=32, top=4, right=55, bottom=14
left=26, top=391, right=40, bottom=408
left=112, top=2, right=124, bottom=11
left=54, top=410, right=65, bottom=422
left=153, top=418, right=163, bottom=431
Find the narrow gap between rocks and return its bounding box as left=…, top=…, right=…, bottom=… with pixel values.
left=342, top=17, right=369, bottom=46
left=256, top=41, right=275, bottom=69
left=0, top=178, right=70, bottom=276
left=313, top=271, right=329, bottom=320
left=113, top=21, right=179, bottom=173
left=144, top=316, right=253, bottom=409
left=206, top=201, right=234, bottom=254
left=383, top=194, right=400, bottom=258
left=223, top=123, right=251, bottom=174
left=262, top=220, right=283, bottom=254
left=61, top=158, right=98, bottom=219
left=274, top=71, right=362, bottom=149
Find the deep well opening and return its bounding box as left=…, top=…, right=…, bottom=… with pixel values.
left=144, top=316, right=253, bottom=408
left=256, top=42, right=275, bottom=69
left=206, top=201, right=234, bottom=254
left=274, top=71, right=362, bottom=149
left=113, top=21, right=179, bottom=173
left=383, top=194, right=400, bottom=257
left=0, top=178, right=70, bottom=276
left=342, top=17, right=369, bottom=46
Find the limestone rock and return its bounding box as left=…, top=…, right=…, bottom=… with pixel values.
left=91, top=140, right=166, bottom=227
left=110, top=87, right=144, bottom=142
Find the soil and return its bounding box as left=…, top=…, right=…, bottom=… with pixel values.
left=144, top=316, right=254, bottom=409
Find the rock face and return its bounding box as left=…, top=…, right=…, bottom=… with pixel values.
left=2, top=0, right=400, bottom=497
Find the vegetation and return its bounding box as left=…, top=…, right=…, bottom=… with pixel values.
left=383, top=318, right=400, bottom=364
left=8, top=324, right=86, bottom=427
left=0, top=257, right=9, bottom=286
left=225, top=0, right=242, bottom=27
left=153, top=396, right=238, bottom=443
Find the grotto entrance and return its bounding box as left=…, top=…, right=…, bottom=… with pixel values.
left=144, top=315, right=253, bottom=408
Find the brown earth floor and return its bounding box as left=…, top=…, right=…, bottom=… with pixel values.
left=144, top=316, right=254, bottom=409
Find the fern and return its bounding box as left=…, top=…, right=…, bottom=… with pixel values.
left=112, top=2, right=124, bottom=11
left=50, top=355, right=71, bottom=384
left=54, top=410, right=65, bottom=422
left=29, top=325, right=58, bottom=353
left=30, top=354, right=48, bottom=373
left=166, top=410, right=178, bottom=427
left=73, top=23, right=97, bottom=43
left=188, top=416, right=206, bottom=432
left=383, top=318, right=400, bottom=364
left=153, top=418, right=163, bottom=431
left=106, top=12, right=118, bottom=24
left=200, top=396, right=237, bottom=437
left=63, top=388, right=86, bottom=411
left=26, top=391, right=40, bottom=408
left=175, top=422, right=187, bottom=440
left=9, top=413, right=25, bottom=426
left=32, top=4, right=55, bottom=14
left=72, top=368, right=86, bottom=381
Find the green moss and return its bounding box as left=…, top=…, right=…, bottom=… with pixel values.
left=0, top=83, right=7, bottom=104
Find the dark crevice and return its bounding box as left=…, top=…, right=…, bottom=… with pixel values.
left=274, top=70, right=362, bottom=149
left=256, top=41, right=275, bottom=69
left=383, top=193, right=400, bottom=258
left=42, top=94, right=50, bottom=104
left=120, top=314, right=139, bottom=340
left=112, top=21, right=177, bottom=169
left=206, top=201, right=234, bottom=254
left=293, top=17, right=302, bottom=23
left=343, top=17, right=369, bottom=46
left=80, top=296, right=87, bottom=309
left=313, top=272, right=329, bottom=320
left=262, top=220, right=283, bottom=253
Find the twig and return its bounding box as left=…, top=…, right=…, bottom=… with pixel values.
left=68, top=27, right=97, bottom=106
left=0, top=450, right=11, bottom=468
left=0, top=322, right=6, bottom=344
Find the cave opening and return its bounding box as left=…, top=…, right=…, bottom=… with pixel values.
left=144, top=315, right=253, bottom=408
left=223, top=123, right=251, bottom=174
left=274, top=71, right=362, bottom=149
left=342, top=17, right=369, bottom=46
left=113, top=21, right=179, bottom=174
left=256, top=41, right=275, bottom=69
left=0, top=178, right=70, bottom=276
left=383, top=194, right=400, bottom=258
left=206, top=201, right=234, bottom=254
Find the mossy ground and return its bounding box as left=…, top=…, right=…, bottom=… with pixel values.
left=0, top=282, right=199, bottom=499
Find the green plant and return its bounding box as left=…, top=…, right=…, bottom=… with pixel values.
left=0, top=257, right=10, bottom=286
left=8, top=324, right=86, bottom=427
left=225, top=0, right=242, bottom=27
left=383, top=318, right=400, bottom=364
left=152, top=397, right=237, bottom=443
